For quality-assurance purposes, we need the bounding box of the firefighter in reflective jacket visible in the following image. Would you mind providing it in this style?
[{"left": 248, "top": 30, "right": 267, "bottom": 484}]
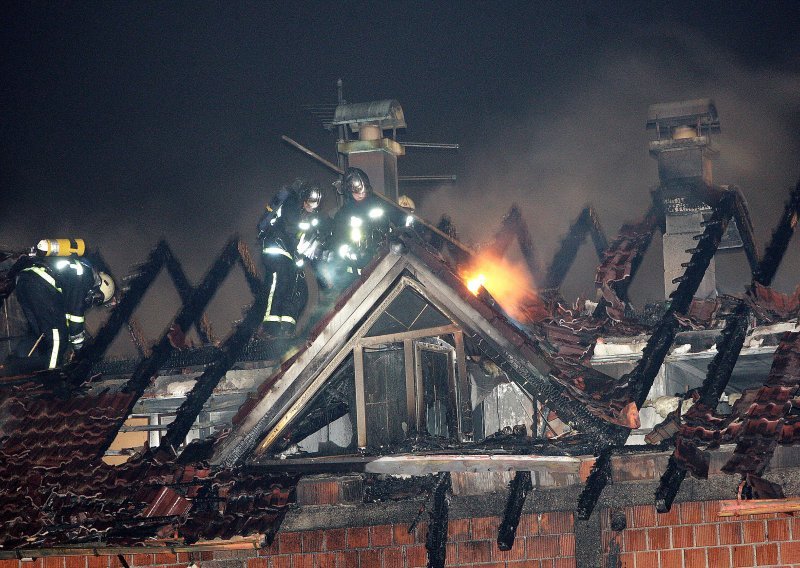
[
  {"left": 13, "top": 256, "right": 114, "bottom": 370},
  {"left": 331, "top": 168, "right": 392, "bottom": 274},
  {"left": 257, "top": 180, "right": 323, "bottom": 337}
]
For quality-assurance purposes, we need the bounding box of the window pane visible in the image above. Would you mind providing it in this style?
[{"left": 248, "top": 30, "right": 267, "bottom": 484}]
[
  {"left": 419, "top": 348, "right": 451, "bottom": 438},
  {"left": 363, "top": 344, "right": 407, "bottom": 446}
]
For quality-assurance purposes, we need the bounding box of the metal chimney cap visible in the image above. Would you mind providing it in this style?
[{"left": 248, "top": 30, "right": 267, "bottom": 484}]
[
  {"left": 646, "top": 98, "right": 720, "bottom": 132},
  {"left": 331, "top": 99, "right": 406, "bottom": 131}
]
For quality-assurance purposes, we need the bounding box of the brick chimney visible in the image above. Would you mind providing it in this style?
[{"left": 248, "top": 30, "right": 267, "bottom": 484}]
[{"left": 647, "top": 99, "right": 720, "bottom": 300}]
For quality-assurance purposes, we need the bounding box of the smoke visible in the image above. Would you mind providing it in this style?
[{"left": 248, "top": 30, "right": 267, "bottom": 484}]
[{"left": 419, "top": 25, "right": 800, "bottom": 305}]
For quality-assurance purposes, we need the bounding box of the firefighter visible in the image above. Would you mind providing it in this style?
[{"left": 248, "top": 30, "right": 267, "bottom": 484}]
[
  {"left": 330, "top": 168, "right": 393, "bottom": 276},
  {"left": 11, "top": 256, "right": 114, "bottom": 371},
  {"left": 257, "top": 179, "right": 324, "bottom": 338}
]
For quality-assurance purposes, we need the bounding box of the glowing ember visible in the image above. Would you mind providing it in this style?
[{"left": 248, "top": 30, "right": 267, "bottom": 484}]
[
  {"left": 467, "top": 273, "right": 486, "bottom": 294},
  {"left": 461, "top": 252, "right": 540, "bottom": 322}
]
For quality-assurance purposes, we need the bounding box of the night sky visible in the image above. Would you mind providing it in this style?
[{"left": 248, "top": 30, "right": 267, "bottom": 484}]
[{"left": 2, "top": 1, "right": 799, "bottom": 353}]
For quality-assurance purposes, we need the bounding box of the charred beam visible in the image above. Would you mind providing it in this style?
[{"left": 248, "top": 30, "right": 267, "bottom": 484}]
[
  {"left": 161, "top": 276, "right": 267, "bottom": 454},
  {"left": 730, "top": 187, "right": 760, "bottom": 276},
  {"left": 66, "top": 240, "right": 173, "bottom": 383},
  {"left": 489, "top": 204, "right": 542, "bottom": 283},
  {"left": 655, "top": 455, "right": 687, "bottom": 513},
  {"left": 753, "top": 178, "right": 800, "bottom": 287},
  {"left": 576, "top": 448, "right": 612, "bottom": 520},
  {"left": 426, "top": 472, "right": 451, "bottom": 568},
  {"left": 628, "top": 191, "right": 735, "bottom": 408},
  {"left": 656, "top": 180, "right": 800, "bottom": 509},
  {"left": 545, "top": 206, "right": 608, "bottom": 290},
  {"left": 164, "top": 253, "right": 215, "bottom": 344},
  {"left": 121, "top": 237, "right": 242, "bottom": 398},
  {"left": 497, "top": 470, "right": 533, "bottom": 550}
]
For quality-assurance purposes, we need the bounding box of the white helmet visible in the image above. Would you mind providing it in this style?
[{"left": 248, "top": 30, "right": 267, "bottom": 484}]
[{"left": 96, "top": 271, "right": 115, "bottom": 304}]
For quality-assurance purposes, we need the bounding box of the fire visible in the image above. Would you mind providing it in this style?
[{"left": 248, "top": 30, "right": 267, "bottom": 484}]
[{"left": 460, "top": 252, "right": 540, "bottom": 322}]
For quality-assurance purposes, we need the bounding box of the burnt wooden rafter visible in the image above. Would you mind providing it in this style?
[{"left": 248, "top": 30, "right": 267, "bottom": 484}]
[
  {"left": 497, "top": 470, "right": 533, "bottom": 550},
  {"left": 488, "top": 204, "right": 544, "bottom": 284},
  {"left": 655, "top": 179, "right": 800, "bottom": 511},
  {"left": 425, "top": 472, "right": 451, "bottom": 568},
  {"left": 545, "top": 205, "right": 609, "bottom": 290},
  {"left": 82, "top": 236, "right": 262, "bottom": 460},
  {"left": 576, "top": 190, "right": 737, "bottom": 519}
]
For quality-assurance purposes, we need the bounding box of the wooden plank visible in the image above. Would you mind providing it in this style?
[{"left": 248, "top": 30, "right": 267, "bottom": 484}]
[
  {"left": 718, "top": 498, "right": 800, "bottom": 517},
  {"left": 364, "top": 454, "right": 581, "bottom": 476},
  {"left": 354, "top": 345, "right": 367, "bottom": 448}
]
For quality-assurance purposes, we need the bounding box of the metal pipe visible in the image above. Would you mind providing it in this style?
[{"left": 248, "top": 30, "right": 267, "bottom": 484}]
[
  {"left": 398, "top": 176, "right": 457, "bottom": 182},
  {"left": 401, "top": 142, "right": 459, "bottom": 149}
]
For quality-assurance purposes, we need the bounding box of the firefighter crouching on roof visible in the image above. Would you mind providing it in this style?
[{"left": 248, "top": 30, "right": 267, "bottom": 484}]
[
  {"left": 257, "top": 179, "right": 324, "bottom": 338},
  {"left": 330, "top": 168, "right": 394, "bottom": 277},
  {"left": 2, "top": 239, "right": 115, "bottom": 373}
]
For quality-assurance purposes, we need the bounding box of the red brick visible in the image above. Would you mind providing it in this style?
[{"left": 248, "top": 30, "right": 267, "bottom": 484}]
[
  {"left": 405, "top": 545, "right": 427, "bottom": 568},
  {"left": 293, "top": 554, "right": 314, "bottom": 568},
  {"left": 755, "top": 543, "right": 779, "bottom": 566},
  {"left": 660, "top": 549, "right": 682, "bottom": 567},
  {"left": 370, "top": 524, "right": 393, "bottom": 547},
  {"left": 519, "top": 513, "right": 539, "bottom": 537},
  {"left": 790, "top": 517, "right": 800, "bottom": 539},
  {"left": 684, "top": 548, "right": 707, "bottom": 568},
  {"left": 472, "top": 516, "right": 500, "bottom": 540},
  {"left": 131, "top": 555, "right": 153, "bottom": 567},
  {"left": 65, "top": 557, "right": 85, "bottom": 568},
  {"left": 618, "top": 553, "right": 635, "bottom": 568},
  {"left": 303, "top": 531, "right": 325, "bottom": 552},
  {"left": 0, "top": 561, "right": 18, "bottom": 568},
  {"left": 553, "top": 559, "right": 576, "bottom": 568},
  {"left": 672, "top": 525, "right": 695, "bottom": 548},
  {"left": 731, "top": 544, "right": 755, "bottom": 567},
  {"left": 647, "top": 527, "right": 670, "bottom": 550},
  {"left": 623, "top": 529, "right": 647, "bottom": 552},
  {"left": 656, "top": 505, "right": 680, "bottom": 527},
  {"left": 492, "top": 538, "right": 527, "bottom": 562},
  {"left": 278, "top": 532, "right": 302, "bottom": 554},
  {"left": 247, "top": 559, "right": 268, "bottom": 568},
  {"left": 782, "top": 540, "right": 800, "bottom": 563},
  {"left": 313, "top": 552, "right": 336, "bottom": 568},
  {"left": 19, "top": 561, "right": 41, "bottom": 568},
  {"left": 42, "top": 559, "right": 63, "bottom": 568},
  {"left": 707, "top": 546, "right": 732, "bottom": 568},
  {"left": 198, "top": 552, "right": 214, "bottom": 561},
  {"left": 680, "top": 501, "right": 703, "bottom": 524},
  {"left": 741, "top": 520, "right": 766, "bottom": 544},
  {"left": 382, "top": 547, "right": 403, "bottom": 568},
  {"left": 457, "top": 540, "right": 492, "bottom": 564},
  {"left": 271, "top": 556, "right": 292, "bottom": 568},
  {"left": 559, "top": 533, "right": 575, "bottom": 557},
  {"left": 86, "top": 558, "right": 107, "bottom": 568},
  {"left": 392, "top": 524, "right": 415, "bottom": 545},
  {"left": 346, "top": 526, "right": 370, "bottom": 548},
  {"left": 334, "top": 550, "right": 358, "bottom": 568},
  {"left": 539, "top": 512, "right": 572, "bottom": 535},
  {"left": 325, "top": 528, "right": 346, "bottom": 551},
  {"left": 704, "top": 501, "right": 723, "bottom": 522},
  {"left": 160, "top": 553, "right": 182, "bottom": 565},
  {"left": 358, "top": 548, "right": 381, "bottom": 567},
  {"left": 176, "top": 554, "right": 190, "bottom": 564},
  {"left": 720, "top": 522, "right": 743, "bottom": 545},
  {"left": 627, "top": 505, "right": 657, "bottom": 528},
  {"left": 448, "top": 518, "right": 470, "bottom": 541},
  {"left": 411, "top": 522, "right": 427, "bottom": 545},
  {"left": 527, "top": 536, "right": 559, "bottom": 559},
  {"left": 766, "top": 518, "right": 790, "bottom": 541},
  {"left": 695, "top": 523, "right": 719, "bottom": 547},
  {"left": 635, "top": 550, "right": 658, "bottom": 568}
]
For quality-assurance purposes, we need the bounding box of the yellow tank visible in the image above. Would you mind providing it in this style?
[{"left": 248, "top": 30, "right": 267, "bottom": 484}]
[{"left": 35, "top": 239, "right": 86, "bottom": 257}]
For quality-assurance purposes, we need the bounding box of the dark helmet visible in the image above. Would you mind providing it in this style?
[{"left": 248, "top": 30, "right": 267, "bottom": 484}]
[
  {"left": 343, "top": 167, "right": 371, "bottom": 198},
  {"left": 301, "top": 183, "right": 323, "bottom": 208}
]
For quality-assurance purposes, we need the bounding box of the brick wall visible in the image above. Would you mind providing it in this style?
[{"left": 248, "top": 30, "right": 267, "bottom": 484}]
[
  {"left": 0, "top": 512, "right": 575, "bottom": 568},
  {"left": 601, "top": 500, "right": 800, "bottom": 567}
]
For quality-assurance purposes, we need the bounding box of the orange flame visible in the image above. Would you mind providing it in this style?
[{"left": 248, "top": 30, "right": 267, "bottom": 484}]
[{"left": 460, "top": 252, "right": 541, "bottom": 322}]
